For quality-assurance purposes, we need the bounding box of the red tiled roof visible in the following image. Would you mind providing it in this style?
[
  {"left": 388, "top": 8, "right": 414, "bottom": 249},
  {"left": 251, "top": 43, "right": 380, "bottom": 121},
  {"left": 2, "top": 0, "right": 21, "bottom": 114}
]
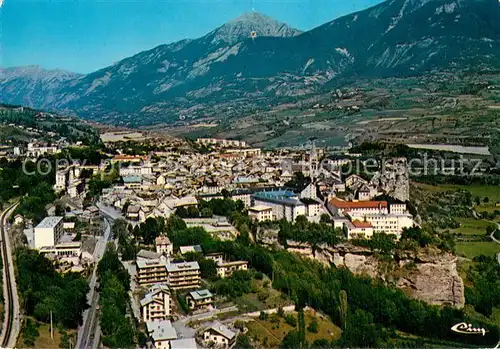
[
  {"left": 329, "top": 198, "right": 387, "bottom": 209},
  {"left": 352, "top": 220, "right": 373, "bottom": 228}
]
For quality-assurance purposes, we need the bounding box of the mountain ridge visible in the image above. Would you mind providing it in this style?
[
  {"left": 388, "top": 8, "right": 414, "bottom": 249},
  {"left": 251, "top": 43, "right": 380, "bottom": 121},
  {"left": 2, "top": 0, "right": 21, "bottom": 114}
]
[{"left": 1, "top": 0, "right": 499, "bottom": 126}]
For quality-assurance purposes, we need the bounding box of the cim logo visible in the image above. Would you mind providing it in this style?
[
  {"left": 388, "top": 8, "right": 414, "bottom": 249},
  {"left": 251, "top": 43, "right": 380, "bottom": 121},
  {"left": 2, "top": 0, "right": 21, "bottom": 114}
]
[{"left": 451, "top": 322, "right": 488, "bottom": 336}]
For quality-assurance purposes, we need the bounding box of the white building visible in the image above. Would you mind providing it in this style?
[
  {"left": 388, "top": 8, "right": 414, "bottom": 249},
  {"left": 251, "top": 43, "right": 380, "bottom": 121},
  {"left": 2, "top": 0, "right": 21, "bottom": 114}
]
[
  {"left": 252, "top": 190, "right": 306, "bottom": 221},
  {"left": 34, "top": 216, "right": 64, "bottom": 249},
  {"left": 216, "top": 260, "right": 248, "bottom": 278},
  {"left": 345, "top": 220, "right": 374, "bottom": 239},
  {"left": 155, "top": 235, "right": 173, "bottom": 256},
  {"left": 349, "top": 213, "right": 414, "bottom": 238},
  {"left": 140, "top": 285, "right": 172, "bottom": 322},
  {"left": 146, "top": 320, "right": 177, "bottom": 349},
  {"left": 203, "top": 322, "right": 236, "bottom": 347},
  {"left": 248, "top": 205, "right": 274, "bottom": 222}
]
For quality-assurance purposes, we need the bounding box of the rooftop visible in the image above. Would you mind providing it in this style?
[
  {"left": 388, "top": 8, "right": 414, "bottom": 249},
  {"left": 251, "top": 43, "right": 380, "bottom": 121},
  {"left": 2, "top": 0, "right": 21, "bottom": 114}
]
[
  {"left": 189, "top": 289, "right": 213, "bottom": 300},
  {"left": 205, "top": 322, "right": 236, "bottom": 340},
  {"left": 170, "top": 338, "right": 197, "bottom": 349},
  {"left": 248, "top": 205, "right": 273, "bottom": 212},
  {"left": 352, "top": 220, "right": 373, "bottom": 228},
  {"left": 146, "top": 320, "right": 177, "bottom": 341},
  {"left": 329, "top": 199, "right": 388, "bottom": 209},
  {"left": 35, "top": 216, "right": 63, "bottom": 229},
  {"left": 166, "top": 261, "right": 200, "bottom": 272},
  {"left": 253, "top": 190, "right": 303, "bottom": 207}
]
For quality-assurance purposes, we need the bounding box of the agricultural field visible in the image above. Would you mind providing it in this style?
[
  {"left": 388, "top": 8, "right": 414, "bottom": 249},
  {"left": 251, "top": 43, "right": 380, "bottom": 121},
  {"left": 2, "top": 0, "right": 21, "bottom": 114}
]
[
  {"left": 246, "top": 309, "right": 341, "bottom": 348},
  {"left": 455, "top": 241, "right": 500, "bottom": 259}
]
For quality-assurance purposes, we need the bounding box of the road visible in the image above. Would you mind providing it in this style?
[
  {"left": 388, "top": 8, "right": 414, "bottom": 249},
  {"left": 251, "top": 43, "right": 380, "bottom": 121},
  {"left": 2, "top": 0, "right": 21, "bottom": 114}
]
[
  {"left": 489, "top": 222, "right": 500, "bottom": 266},
  {"left": 76, "top": 213, "right": 113, "bottom": 349},
  {"left": 0, "top": 203, "right": 20, "bottom": 349}
]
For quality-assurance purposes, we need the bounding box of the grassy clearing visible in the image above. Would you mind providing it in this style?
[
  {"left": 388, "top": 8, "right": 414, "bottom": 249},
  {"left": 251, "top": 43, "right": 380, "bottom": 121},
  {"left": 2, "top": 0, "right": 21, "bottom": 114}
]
[
  {"left": 455, "top": 241, "right": 500, "bottom": 259},
  {"left": 246, "top": 310, "right": 341, "bottom": 348},
  {"left": 449, "top": 218, "right": 495, "bottom": 235},
  {"left": 231, "top": 277, "right": 291, "bottom": 313}
]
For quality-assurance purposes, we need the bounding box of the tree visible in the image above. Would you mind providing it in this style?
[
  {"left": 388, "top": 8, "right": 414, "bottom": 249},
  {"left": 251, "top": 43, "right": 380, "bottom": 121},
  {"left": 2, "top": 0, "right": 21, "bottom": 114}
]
[
  {"left": 235, "top": 334, "right": 253, "bottom": 349},
  {"left": 199, "top": 258, "right": 218, "bottom": 280},
  {"left": 339, "top": 290, "right": 348, "bottom": 331},
  {"left": 280, "top": 330, "right": 302, "bottom": 349}
]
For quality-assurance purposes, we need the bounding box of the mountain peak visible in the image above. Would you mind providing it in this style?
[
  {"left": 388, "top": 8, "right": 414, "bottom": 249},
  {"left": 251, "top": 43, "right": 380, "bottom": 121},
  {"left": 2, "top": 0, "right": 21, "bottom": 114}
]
[{"left": 209, "top": 11, "right": 302, "bottom": 46}]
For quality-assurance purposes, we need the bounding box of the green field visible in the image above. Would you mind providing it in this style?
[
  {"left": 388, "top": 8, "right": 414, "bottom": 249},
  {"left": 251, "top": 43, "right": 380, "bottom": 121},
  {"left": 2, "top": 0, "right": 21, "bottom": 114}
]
[
  {"left": 455, "top": 241, "right": 500, "bottom": 259},
  {"left": 449, "top": 218, "right": 496, "bottom": 235}
]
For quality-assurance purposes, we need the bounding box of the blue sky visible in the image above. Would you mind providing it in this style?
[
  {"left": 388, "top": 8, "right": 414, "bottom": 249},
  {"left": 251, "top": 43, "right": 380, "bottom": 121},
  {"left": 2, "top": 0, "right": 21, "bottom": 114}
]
[{"left": 1, "top": 0, "right": 382, "bottom": 74}]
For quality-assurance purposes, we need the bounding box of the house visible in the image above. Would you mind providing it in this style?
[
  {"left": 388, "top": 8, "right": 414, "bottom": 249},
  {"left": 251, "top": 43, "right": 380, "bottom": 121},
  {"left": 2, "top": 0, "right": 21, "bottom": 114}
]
[
  {"left": 140, "top": 285, "right": 172, "bottom": 322},
  {"left": 146, "top": 320, "right": 177, "bottom": 349},
  {"left": 170, "top": 338, "right": 197, "bottom": 349},
  {"left": 205, "top": 252, "right": 224, "bottom": 264},
  {"left": 13, "top": 214, "right": 24, "bottom": 225},
  {"left": 186, "top": 289, "right": 214, "bottom": 311},
  {"left": 216, "top": 260, "right": 248, "bottom": 278},
  {"left": 155, "top": 235, "right": 173, "bottom": 256},
  {"left": 203, "top": 322, "right": 236, "bottom": 347},
  {"left": 126, "top": 205, "right": 141, "bottom": 221},
  {"left": 179, "top": 245, "right": 203, "bottom": 255}
]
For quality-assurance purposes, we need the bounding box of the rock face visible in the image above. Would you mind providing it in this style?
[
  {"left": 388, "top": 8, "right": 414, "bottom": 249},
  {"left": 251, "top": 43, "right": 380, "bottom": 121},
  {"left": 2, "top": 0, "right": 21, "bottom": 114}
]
[
  {"left": 286, "top": 241, "right": 465, "bottom": 308},
  {"left": 370, "top": 157, "right": 410, "bottom": 202}
]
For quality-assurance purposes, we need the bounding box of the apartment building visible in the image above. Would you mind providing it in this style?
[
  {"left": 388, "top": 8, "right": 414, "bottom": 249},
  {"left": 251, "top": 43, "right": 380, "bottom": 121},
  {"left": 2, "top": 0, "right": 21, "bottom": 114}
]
[
  {"left": 216, "top": 260, "right": 248, "bottom": 279},
  {"left": 248, "top": 205, "right": 274, "bottom": 222},
  {"left": 140, "top": 285, "right": 172, "bottom": 322},
  {"left": 136, "top": 257, "right": 169, "bottom": 286},
  {"left": 252, "top": 190, "right": 306, "bottom": 221},
  {"left": 166, "top": 261, "right": 200, "bottom": 290},
  {"left": 34, "top": 216, "right": 64, "bottom": 249},
  {"left": 350, "top": 213, "right": 414, "bottom": 238}
]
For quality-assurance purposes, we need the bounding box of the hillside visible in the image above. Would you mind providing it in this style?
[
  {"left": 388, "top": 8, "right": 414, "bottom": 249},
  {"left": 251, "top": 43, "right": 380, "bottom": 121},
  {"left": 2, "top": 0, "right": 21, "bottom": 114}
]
[{"left": 1, "top": 0, "right": 499, "bottom": 127}]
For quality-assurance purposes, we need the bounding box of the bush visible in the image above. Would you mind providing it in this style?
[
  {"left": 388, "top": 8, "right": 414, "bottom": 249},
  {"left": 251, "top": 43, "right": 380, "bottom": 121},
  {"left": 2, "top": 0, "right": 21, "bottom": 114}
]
[
  {"left": 285, "top": 314, "right": 297, "bottom": 327},
  {"left": 307, "top": 318, "right": 319, "bottom": 333},
  {"left": 258, "top": 290, "right": 269, "bottom": 301},
  {"left": 259, "top": 311, "right": 268, "bottom": 320}
]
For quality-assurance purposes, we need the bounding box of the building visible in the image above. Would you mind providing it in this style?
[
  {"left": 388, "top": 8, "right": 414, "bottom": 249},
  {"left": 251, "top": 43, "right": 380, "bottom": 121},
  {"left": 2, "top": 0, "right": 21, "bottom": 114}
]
[
  {"left": 350, "top": 213, "right": 414, "bottom": 238},
  {"left": 205, "top": 253, "right": 224, "bottom": 264},
  {"left": 389, "top": 202, "right": 408, "bottom": 215},
  {"left": 170, "top": 338, "right": 197, "bottom": 349},
  {"left": 38, "top": 241, "right": 82, "bottom": 259},
  {"left": 140, "top": 285, "right": 172, "bottom": 322},
  {"left": 186, "top": 289, "right": 214, "bottom": 310},
  {"left": 327, "top": 199, "right": 388, "bottom": 216},
  {"left": 146, "top": 320, "right": 177, "bottom": 349},
  {"left": 196, "top": 138, "right": 247, "bottom": 148},
  {"left": 155, "top": 235, "right": 173, "bottom": 256},
  {"left": 136, "top": 257, "right": 169, "bottom": 286},
  {"left": 248, "top": 205, "right": 274, "bottom": 222},
  {"left": 346, "top": 220, "right": 374, "bottom": 239},
  {"left": 252, "top": 190, "right": 306, "bottom": 221},
  {"left": 179, "top": 245, "right": 203, "bottom": 255},
  {"left": 216, "top": 260, "right": 248, "bottom": 279},
  {"left": 203, "top": 322, "right": 237, "bottom": 347},
  {"left": 34, "top": 216, "right": 64, "bottom": 249},
  {"left": 300, "top": 198, "right": 323, "bottom": 217},
  {"left": 166, "top": 261, "right": 200, "bottom": 290}
]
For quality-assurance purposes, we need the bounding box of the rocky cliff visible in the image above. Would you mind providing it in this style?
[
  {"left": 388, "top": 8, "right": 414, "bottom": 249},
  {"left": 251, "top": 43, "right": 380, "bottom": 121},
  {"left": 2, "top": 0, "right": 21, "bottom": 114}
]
[{"left": 286, "top": 240, "right": 465, "bottom": 308}]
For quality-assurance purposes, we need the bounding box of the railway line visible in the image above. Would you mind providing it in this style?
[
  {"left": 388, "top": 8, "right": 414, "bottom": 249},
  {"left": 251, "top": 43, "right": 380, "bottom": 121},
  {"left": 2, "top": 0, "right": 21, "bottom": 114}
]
[{"left": 0, "top": 203, "right": 19, "bottom": 348}]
